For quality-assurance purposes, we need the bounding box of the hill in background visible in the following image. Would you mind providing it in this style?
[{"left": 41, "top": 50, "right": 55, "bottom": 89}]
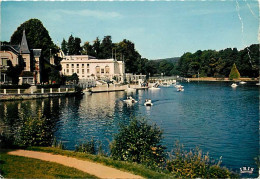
[{"left": 152, "top": 57, "right": 180, "bottom": 64}]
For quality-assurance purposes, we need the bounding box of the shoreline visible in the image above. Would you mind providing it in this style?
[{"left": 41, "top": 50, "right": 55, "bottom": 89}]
[
  {"left": 0, "top": 92, "right": 79, "bottom": 102},
  {"left": 87, "top": 84, "right": 148, "bottom": 93},
  {"left": 187, "top": 77, "right": 258, "bottom": 82}
]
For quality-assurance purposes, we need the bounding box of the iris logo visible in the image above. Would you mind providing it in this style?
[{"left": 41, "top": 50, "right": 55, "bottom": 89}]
[{"left": 240, "top": 167, "right": 254, "bottom": 174}]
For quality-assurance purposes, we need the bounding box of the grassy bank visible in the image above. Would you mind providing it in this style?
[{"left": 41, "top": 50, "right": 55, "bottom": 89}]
[
  {"left": 0, "top": 149, "right": 97, "bottom": 178},
  {"left": 26, "top": 147, "right": 174, "bottom": 179}
]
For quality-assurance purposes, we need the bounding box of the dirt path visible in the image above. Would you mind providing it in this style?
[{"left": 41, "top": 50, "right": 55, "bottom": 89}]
[{"left": 8, "top": 150, "right": 143, "bottom": 179}]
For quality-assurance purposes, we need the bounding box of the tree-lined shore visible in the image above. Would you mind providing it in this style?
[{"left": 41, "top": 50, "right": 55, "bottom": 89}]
[{"left": 2, "top": 18, "right": 259, "bottom": 85}]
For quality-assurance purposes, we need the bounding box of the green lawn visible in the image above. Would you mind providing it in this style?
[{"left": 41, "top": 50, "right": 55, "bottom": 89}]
[
  {"left": 0, "top": 150, "right": 97, "bottom": 178},
  {"left": 27, "top": 147, "right": 174, "bottom": 179}
]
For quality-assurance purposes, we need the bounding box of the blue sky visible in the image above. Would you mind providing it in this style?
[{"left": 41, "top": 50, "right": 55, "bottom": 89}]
[{"left": 1, "top": 1, "right": 259, "bottom": 59}]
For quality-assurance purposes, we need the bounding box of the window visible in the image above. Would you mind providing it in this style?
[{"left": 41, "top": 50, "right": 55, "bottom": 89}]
[
  {"left": 87, "top": 69, "right": 90, "bottom": 74},
  {"left": 1, "top": 58, "right": 8, "bottom": 66},
  {"left": 82, "top": 69, "right": 84, "bottom": 73},
  {"left": 66, "top": 64, "right": 69, "bottom": 68},
  {"left": 77, "top": 64, "right": 79, "bottom": 68},
  {"left": 101, "top": 69, "right": 104, "bottom": 74},
  {"left": 87, "top": 64, "right": 89, "bottom": 67},
  {"left": 77, "top": 69, "right": 79, "bottom": 73},
  {"left": 82, "top": 64, "right": 84, "bottom": 68},
  {"left": 105, "top": 66, "right": 110, "bottom": 74},
  {"left": 72, "top": 64, "right": 74, "bottom": 68},
  {"left": 67, "top": 69, "right": 69, "bottom": 73},
  {"left": 96, "top": 66, "right": 100, "bottom": 74},
  {"left": 82, "top": 75, "right": 85, "bottom": 78},
  {"left": 72, "top": 69, "right": 74, "bottom": 73}
]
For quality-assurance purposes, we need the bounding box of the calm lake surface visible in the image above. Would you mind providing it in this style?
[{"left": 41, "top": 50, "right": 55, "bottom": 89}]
[{"left": 1, "top": 81, "right": 259, "bottom": 176}]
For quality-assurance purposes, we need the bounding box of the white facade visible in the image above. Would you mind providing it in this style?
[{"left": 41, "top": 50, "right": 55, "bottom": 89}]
[{"left": 60, "top": 55, "right": 125, "bottom": 84}]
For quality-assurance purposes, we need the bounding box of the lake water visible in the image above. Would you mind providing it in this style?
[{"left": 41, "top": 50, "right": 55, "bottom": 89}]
[{"left": 0, "top": 81, "right": 259, "bottom": 177}]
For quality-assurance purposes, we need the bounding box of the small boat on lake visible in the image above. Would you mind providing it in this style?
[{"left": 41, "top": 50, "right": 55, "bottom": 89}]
[
  {"left": 160, "top": 82, "right": 171, "bottom": 87},
  {"left": 144, "top": 99, "right": 153, "bottom": 106},
  {"left": 239, "top": 81, "right": 246, "bottom": 84},
  {"left": 177, "top": 86, "right": 184, "bottom": 92},
  {"left": 231, "top": 83, "right": 238, "bottom": 88},
  {"left": 123, "top": 96, "right": 138, "bottom": 103},
  {"left": 149, "top": 83, "right": 160, "bottom": 90}
]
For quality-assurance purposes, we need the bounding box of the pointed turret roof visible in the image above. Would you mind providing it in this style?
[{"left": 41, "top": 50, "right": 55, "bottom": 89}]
[{"left": 19, "top": 29, "right": 30, "bottom": 54}]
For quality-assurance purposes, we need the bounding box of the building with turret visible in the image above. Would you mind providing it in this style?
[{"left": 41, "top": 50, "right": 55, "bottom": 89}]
[{"left": 0, "top": 30, "right": 42, "bottom": 84}]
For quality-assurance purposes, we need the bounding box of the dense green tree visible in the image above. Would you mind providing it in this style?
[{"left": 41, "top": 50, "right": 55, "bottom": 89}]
[
  {"left": 82, "top": 41, "right": 95, "bottom": 56},
  {"left": 6, "top": 57, "right": 25, "bottom": 84},
  {"left": 49, "top": 68, "right": 61, "bottom": 84},
  {"left": 66, "top": 73, "right": 79, "bottom": 84},
  {"left": 145, "top": 60, "right": 158, "bottom": 77},
  {"left": 74, "top": 37, "right": 82, "bottom": 55},
  {"left": 61, "top": 39, "right": 68, "bottom": 55},
  {"left": 100, "top": 36, "right": 113, "bottom": 59},
  {"left": 158, "top": 61, "right": 174, "bottom": 76},
  {"left": 93, "top": 37, "right": 101, "bottom": 58},
  {"left": 10, "top": 19, "right": 57, "bottom": 61},
  {"left": 175, "top": 44, "right": 259, "bottom": 78},
  {"left": 116, "top": 39, "right": 141, "bottom": 73},
  {"left": 229, "top": 63, "right": 240, "bottom": 80},
  {"left": 67, "top": 35, "right": 75, "bottom": 55}
]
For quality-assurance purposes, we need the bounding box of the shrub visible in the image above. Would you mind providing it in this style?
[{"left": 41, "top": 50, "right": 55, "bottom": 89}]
[
  {"left": 166, "top": 141, "right": 239, "bottom": 178},
  {"left": 0, "top": 132, "right": 16, "bottom": 148},
  {"left": 110, "top": 118, "right": 166, "bottom": 168},
  {"left": 74, "top": 85, "right": 83, "bottom": 94},
  {"left": 36, "top": 84, "right": 61, "bottom": 89},
  {"left": 15, "top": 116, "right": 54, "bottom": 147},
  {"left": 75, "top": 139, "right": 96, "bottom": 154}
]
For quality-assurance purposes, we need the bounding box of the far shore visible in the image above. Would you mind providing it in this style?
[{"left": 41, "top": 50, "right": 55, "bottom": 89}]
[{"left": 187, "top": 77, "right": 259, "bottom": 82}]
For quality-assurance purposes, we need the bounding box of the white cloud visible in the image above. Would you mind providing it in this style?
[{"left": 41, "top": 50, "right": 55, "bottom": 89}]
[{"left": 55, "top": 9, "right": 122, "bottom": 19}]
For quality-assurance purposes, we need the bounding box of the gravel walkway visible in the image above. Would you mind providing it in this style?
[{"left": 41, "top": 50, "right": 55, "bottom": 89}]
[{"left": 8, "top": 150, "right": 143, "bottom": 179}]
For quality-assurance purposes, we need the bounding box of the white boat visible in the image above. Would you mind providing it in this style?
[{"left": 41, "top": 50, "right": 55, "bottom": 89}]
[
  {"left": 174, "top": 84, "right": 184, "bottom": 88},
  {"left": 172, "top": 80, "right": 177, "bottom": 84},
  {"left": 144, "top": 99, "right": 153, "bottom": 106},
  {"left": 149, "top": 86, "right": 160, "bottom": 90},
  {"left": 177, "top": 88, "right": 184, "bottom": 92},
  {"left": 239, "top": 81, "right": 246, "bottom": 84},
  {"left": 256, "top": 83, "right": 260, "bottom": 86},
  {"left": 149, "top": 83, "right": 160, "bottom": 90},
  {"left": 123, "top": 96, "right": 138, "bottom": 103},
  {"left": 160, "top": 82, "right": 171, "bottom": 87},
  {"left": 231, "top": 83, "right": 238, "bottom": 88},
  {"left": 177, "top": 85, "right": 184, "bottom": 92}
]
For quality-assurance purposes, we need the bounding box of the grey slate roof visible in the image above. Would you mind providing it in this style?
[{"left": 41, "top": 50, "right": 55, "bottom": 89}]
[
  {"left": 32, "top": 49, "right": 42, "bottom": 57},
  {"left": 19, "top": 29, "right": 30, "bottom": 54}
]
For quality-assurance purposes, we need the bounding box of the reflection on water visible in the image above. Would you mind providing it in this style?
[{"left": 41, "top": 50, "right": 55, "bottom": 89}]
[
  {"left": 0, "top": 82, "right": 259, "bottom": 177},
  {"left": 0, "top": 97, "right": 70, "bottom": 146}
]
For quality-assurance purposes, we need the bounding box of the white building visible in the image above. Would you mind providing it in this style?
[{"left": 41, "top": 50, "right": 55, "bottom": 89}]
[{"left": 60, "top": 55, "right": 125, "bottom": 87}]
